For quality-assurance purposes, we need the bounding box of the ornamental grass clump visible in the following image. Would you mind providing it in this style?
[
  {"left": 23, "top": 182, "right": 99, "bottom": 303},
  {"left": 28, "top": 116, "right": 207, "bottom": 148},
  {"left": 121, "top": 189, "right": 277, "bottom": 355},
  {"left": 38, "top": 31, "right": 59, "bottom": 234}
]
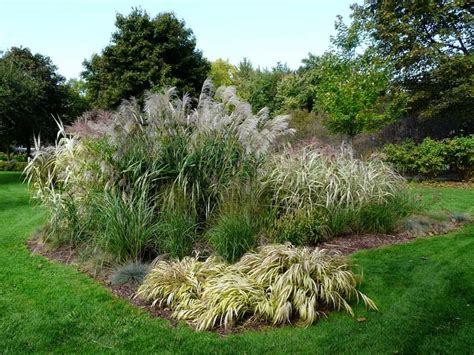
[
  {"left": 261, "top": 145, "right": 413, "bottom": 238},
  {"left": 234, "top": 244, "right": 377, "bottom": 326},
  {"left": 137, "top": 244, "right": 376, "bottom": 331},
  {"left": 26, "top": 80, "right": 414, "bottom": 267},
  {"left": 111, "top": 261, "right": 150, "bottom": 285},
  {"left": 136, "top": 256, "right": 227, "bottom": 312},
  {"left": 25, "top": 81, "right": 293, "bottom": 262},
  {"left": 262, "top": 145, "right": 404, "bottom": 213}
]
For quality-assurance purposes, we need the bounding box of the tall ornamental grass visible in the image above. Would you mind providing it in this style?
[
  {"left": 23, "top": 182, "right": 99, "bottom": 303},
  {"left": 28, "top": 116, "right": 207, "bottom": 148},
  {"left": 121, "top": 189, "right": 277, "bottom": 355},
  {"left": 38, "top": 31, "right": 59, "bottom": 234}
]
[
  {"left": 262, "top": 145, "right": 415, "bottom": 240},
  {"left": 25, "top": 82, "right": 293, "bottom": 262},
  {"left": 26, "top": 81, "right": 414, "bottom": 264}
]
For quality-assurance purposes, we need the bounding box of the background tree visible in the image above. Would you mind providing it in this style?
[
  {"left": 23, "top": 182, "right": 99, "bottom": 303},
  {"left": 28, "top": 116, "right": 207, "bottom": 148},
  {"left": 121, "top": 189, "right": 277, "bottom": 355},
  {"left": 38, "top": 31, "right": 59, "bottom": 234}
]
[
  {"left": 0, "top": 60, "right": 41, "bottom": 154},
  {"left": 82, "top": 9, "right": 210, "bottom": 109},
  {"left": 314, "top": 53, "right": 406, "bottom": 142},
  {"left": 348, "top": 0, "right": 473, "bottom": 138},
  {"left": 0, "top": 47, "right": 81, "bottom": 154},
  {"left": 235, "top": 61, "right": 291, "bottom": 113},
  {"left": 275, "top": 54, "right": 323, "bottom": 112},
  {"left": 208, "top": 59, "right": 237, "bottom": 88},
  {"left": 63, "top": 79, "right": 91, "bottom": 121}
]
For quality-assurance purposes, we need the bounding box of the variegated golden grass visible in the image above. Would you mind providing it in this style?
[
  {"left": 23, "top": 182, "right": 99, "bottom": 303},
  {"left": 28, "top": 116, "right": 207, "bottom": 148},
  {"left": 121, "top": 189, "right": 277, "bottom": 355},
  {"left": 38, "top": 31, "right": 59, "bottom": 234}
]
[
  {"left": 136, "top": 256, "right": 227, "bottom": 312},
  {"left": 137, "top": 244, "right": 377, "bottom": 331}
]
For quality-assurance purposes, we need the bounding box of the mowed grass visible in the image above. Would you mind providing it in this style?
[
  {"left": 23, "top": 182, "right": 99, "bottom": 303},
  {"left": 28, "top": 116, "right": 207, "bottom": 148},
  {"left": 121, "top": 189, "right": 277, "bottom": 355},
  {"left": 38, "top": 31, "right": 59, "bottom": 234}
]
[{"left": 0, "top": 172, "right": 473, "bottom": 353}]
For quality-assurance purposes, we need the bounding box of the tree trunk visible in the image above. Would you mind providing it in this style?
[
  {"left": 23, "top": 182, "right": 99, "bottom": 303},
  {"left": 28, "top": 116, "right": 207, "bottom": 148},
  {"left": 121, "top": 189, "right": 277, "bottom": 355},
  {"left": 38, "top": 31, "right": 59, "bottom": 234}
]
[{"left": 26, "top": 139, "right": 31, "bottom": 157}]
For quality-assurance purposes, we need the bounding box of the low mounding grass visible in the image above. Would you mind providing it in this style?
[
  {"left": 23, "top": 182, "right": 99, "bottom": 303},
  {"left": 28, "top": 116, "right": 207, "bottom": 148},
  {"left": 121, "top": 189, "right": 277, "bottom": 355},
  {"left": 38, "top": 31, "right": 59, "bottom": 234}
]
[
  {"left": 1, "top": 172, "right": 474, "bottom": 353},
  {"left": 110, "top": 262, "right": 150, "bottom": 286},
  {"left": 138, "top": 245, "right": 376, "bottom": 330}
]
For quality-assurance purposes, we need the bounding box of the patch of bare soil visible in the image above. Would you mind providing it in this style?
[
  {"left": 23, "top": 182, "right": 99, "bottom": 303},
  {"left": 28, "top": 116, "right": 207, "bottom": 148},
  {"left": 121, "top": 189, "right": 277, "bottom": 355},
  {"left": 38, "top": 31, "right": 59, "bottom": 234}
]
[{"left": 27, "top": 219, "right": 467, "bottom": 334}]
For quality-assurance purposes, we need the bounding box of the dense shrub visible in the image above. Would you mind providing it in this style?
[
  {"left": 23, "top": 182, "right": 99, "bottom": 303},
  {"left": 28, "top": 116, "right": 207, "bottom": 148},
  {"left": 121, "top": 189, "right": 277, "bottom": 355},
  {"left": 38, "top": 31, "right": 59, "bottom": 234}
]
[
  {"left": 445, "top": 136, "right": 474, "bottom": 179},
  {"left": 0, "top": 161, "right": 27, "bottom": 171},
  {"left": 137, "top": 244, "right": 377, "bottom": 330},
  {"left": 268, "top": 208, "right": 329, "bottom": 246},
  {"left": 0, "top": 152, "right": 28, "bottom": 171},
  {"left": 383, "top": 135, "right": 474, "bottom": 180},
  {"left": 0, "top": 152, "right": 28, "bottom": 162}
]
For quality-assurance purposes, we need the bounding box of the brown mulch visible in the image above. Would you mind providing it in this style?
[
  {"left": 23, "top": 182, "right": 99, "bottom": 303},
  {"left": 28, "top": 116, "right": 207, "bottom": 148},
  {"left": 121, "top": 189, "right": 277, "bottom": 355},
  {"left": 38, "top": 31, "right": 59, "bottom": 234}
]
[
  {"left": 408, "top": 180, "right": 474, "bottom": 189},
  {"left": 27, "top": 236, "right": 177, "bottom": 323},
  {"left": 319, "top": 232, "right": 416, "bottom": 255},
  {"left": 26, "top": 220, "right": 464, "bottom": 334}
]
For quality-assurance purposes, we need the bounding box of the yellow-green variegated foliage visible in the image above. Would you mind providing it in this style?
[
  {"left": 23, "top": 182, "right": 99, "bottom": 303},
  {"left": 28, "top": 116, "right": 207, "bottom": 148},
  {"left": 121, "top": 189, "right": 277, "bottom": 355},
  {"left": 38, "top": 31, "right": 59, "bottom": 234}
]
[{"left": 137, "top": 244, "right": 376, "bottom": 331}]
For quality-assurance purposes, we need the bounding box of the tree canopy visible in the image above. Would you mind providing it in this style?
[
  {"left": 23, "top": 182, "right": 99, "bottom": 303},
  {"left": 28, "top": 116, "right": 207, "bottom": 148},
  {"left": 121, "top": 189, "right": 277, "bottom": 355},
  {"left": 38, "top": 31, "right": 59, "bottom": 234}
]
[
  {"left": 347, "top": 0, "right": 473, "bottom": 137},
  {"left": 208, "top": 59, "right": 237, "bottom": 88},
  {"left": 0, "top": 47, "right": 80, "bottom": 153},
  {"left": 235, "top": 61, "right": 291, "bottom": 113},
  {"left": 314, "top": 53, "right": 406, "bottom": 139},
  {"left": 82, "top": 9, "right": 210, "bottom": 109}
]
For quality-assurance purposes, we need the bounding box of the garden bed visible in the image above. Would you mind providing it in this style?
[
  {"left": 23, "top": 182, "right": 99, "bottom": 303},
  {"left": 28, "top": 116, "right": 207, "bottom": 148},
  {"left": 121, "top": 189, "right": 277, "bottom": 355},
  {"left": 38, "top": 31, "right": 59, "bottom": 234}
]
[{"left": 27, "top": 217, "right": 465, "bottom": 334}]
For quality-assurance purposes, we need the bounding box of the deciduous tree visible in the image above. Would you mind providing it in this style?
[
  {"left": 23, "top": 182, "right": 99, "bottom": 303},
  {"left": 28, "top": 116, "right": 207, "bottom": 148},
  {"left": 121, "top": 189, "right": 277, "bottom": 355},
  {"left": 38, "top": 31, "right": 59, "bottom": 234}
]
[{"left": 82, "top": 9, "right": 210, "bottom": 109}]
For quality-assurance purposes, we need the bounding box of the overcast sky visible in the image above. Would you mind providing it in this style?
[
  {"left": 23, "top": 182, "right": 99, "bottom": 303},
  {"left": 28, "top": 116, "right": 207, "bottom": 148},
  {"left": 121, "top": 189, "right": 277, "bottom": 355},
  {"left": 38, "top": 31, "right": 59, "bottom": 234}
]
[{"left": 1, "top": 0, "right": 359, "bottom": 79}]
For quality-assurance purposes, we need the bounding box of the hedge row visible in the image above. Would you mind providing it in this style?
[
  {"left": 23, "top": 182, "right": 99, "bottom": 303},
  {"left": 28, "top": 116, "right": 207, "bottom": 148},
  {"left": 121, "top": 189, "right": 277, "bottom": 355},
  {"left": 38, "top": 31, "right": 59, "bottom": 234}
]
[
  {"left": 383, "top": 135, "right": 474, "bottom": 180},
  {"left": 0, "top": 161, "right": 27, "bottom": 171}
]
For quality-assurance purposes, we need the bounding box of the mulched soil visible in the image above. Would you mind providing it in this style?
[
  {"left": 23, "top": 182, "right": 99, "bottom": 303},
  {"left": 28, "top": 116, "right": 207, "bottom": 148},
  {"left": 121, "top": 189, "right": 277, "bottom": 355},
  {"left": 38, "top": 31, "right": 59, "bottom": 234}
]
[
  {"left": 319, "top": 232, "right": 416, "bottom": 255},
  {"left": 27, "top": 220, "right": 466, "bottom": 334},
  {"left": 409, "top": 181, "right": 474, "bottom": 189},
  {"left": 27, "top": 236, "right": 176, "bottom": 324}
]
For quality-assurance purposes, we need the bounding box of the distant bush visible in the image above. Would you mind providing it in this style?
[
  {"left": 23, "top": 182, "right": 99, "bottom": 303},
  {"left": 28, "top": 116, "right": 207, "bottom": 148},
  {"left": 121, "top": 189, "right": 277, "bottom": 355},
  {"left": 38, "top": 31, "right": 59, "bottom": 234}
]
[
  {"left": 445, "top": 136, "right": 474, "bottom": 179},
  {"left": 0, "top": 151, "right": 28, "bottom": 171},
  {"left": 0, "top": 152, "right": 28, "bottom": 162},
  {"left": 383, "top": 135, "right": 474, "bottom": 180},
  {"left": 0, "top": 161, "right": 27, "bottom": 171}
]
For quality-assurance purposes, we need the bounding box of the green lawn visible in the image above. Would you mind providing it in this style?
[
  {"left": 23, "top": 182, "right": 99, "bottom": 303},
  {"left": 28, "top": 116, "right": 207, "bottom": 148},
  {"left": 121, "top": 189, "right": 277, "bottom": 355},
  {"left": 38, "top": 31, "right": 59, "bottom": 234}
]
[{"left": 1, "top": 172, "right": 473, "bottom": 354}]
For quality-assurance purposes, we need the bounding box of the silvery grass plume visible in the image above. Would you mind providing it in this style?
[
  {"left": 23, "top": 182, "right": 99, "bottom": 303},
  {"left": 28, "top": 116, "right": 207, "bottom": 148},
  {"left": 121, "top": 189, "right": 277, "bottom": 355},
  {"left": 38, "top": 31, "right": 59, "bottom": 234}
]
[
  {"left": 111, "top": 80, "right": 294, "bottom": 157},
  {"left": 138, "top": 244, "right": 376, "bottom": 331},
  {"left": 192, "top": 82, "right": 294, "bottom": 157},
  {"left": 25, "top": 120, "right": 77, "bottom": 204},
  {"left": 26, "top": 118, "right": 108, "bottom": 198}
]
